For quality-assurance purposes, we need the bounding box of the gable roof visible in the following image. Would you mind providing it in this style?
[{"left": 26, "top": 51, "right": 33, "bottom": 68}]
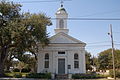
[{"left": 49, "top": 32, "right": 86, "bottom": 44}]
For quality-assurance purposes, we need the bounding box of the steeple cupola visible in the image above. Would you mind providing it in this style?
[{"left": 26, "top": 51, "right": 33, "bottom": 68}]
[{"left": 54, "top": 4, "right": 69, "bottom": 34}]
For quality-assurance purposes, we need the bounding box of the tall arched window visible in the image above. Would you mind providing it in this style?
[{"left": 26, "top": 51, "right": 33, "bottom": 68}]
[
  {"left": 44, "top": 53, "right": 49, "bottom": 68},
  {"left": 59, "top": 19, "right": 64, "bottom": 28},
  {"left": 45, "top": 53, "right": 49, "bottom": 59},
  {"left": 74, "top": 53, "right": 79, "bottom": 68},
  {"left": 74, "top": 54, "right": 78, "bottom": 59}
]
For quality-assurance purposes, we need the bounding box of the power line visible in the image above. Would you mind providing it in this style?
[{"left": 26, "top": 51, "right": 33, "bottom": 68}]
[
  {"left": 18, "top": 0, "right": 59, "bottom": 3},
  {"left": 1, "top": 17, "right": 120, "bottom": 21},
  {"left": 86, "top": 44, "right": 120, "bottom": 48},
  {"left": 87, "top": 41, "right": 120, "bottom": 44},
  {"left": 12, "top": 0, "right": 71, "bottom": 3},
  {"left": 113, "top": 32, "right": 120, "bottom": 33},
  {"left": 79, "top": 9, "right": 120, "bottom": 17},
  {"left": 87, "top": 41, "right": 120, "bottom": 45},
  {"left": 87, "top": 41, "right": 111, "bottom": 44},
  {"left": 56, "top": 18, "right": 120, "bottom": 21}
]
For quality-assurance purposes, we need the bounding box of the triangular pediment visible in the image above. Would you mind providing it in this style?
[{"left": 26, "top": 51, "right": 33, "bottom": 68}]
[{"left": 49, "top": 32, "right": 85, "bottom": 44}]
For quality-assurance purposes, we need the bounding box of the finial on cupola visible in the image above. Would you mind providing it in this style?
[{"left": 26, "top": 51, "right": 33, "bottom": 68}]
[{"left": 60, "top": 0, "right": 63, "bottom": 7}]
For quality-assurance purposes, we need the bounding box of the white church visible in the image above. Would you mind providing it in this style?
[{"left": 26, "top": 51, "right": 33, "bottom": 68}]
[{"left": 37, "top": 4, "right": 86, "bottom": 78}]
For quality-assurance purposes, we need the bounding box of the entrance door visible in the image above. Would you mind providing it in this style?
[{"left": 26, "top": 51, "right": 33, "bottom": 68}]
[{"left": 58, "top": 59, "right": 65, "bottom": 74}]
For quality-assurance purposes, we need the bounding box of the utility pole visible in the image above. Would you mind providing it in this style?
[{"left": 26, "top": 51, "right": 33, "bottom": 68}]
[{"left": 108, "top": 24, "right": 116, "bottom": 80}]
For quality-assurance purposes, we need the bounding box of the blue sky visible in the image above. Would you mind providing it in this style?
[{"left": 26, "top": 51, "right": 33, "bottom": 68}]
[{"left": 10, "top": 0, "right": 120, "bottom": 56}]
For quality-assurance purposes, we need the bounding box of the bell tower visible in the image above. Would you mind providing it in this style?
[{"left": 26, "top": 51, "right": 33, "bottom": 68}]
[{"left": 54, "top": 2, "right": 69, "bottom": 34}]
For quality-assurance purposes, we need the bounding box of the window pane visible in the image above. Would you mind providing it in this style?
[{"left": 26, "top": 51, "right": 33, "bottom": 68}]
[
  {"left": 74, "top": 53, "right": 78, "bottom": 59},
  {"left": 68, "top": 65, "right": 71, "bottom": 69},
  {"left": 74, "top": 61, "right": 79, "bottom": 68},
  {"left": 45, "top": 53, "right": 49, "bottom": 59},
  {"left": 58, "top": 52, "right": 65, "bottom": 54},
  {"left": 45, "top": 61, "right": 49, "bottom": 68}
]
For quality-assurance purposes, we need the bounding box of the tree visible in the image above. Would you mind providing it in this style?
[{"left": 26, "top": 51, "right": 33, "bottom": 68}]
[
  {"left": 98, "top": 49, "right": 112, "bottom": 70},
  {"left": 85, "top": 51, "right": 92, "bottom": 71},
  {"left": 114, "top": 49, "right": 120, "bottom": 69},
  {"left": 17, "top": 54, "right": 37, "bottom": 72},
  {"left": 98, "top": 49, "right": 120, "bottom": 70},
  {"left": 0, "top": 0, "right": 51, "bottom": 77},
  {"left": 4, "top": 58, "right": 13, "bottom": 71},
  {"left": 17, "top": 61, "right": 27, "bottom": 73},
  {"left": 27, "top": 56, "right": 37, "bottom": 72},
  {"left": 91, "top": 56, "right": 99, "bottom": 71}
]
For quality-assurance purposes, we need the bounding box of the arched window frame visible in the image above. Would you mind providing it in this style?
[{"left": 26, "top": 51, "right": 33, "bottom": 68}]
[
  {"left": 45, "top": 53, "right": 49, "bottom": 59},
  {"left": 74, "top": 53, "right": 78, "bottom": 59}
]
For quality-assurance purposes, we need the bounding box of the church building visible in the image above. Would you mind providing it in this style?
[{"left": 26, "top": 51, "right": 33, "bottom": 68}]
[{"left": 37, "top": 4, "right": 86, "bottom": 78}]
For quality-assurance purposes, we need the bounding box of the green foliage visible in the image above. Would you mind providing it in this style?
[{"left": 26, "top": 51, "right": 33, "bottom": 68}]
[
  {"left": 0, "top": 0, "right": 52, "bottom": 76},
  {"left": 114, "top": 50, "right": 120, "bottom": 69},
  {"left": 98, "top": 49, "right": 112, "bottom": 70},
  {"left": 109, "top": 69, "right": 120, "bottom": 78},
  {"left": 26, "top": 73, "right": 51, "bottom": 79},
  {"left": 85, "top": 51, "right": 99, "bottom": 71},
  {"left": 91, "top": 57, "right": 99, "bottom": 70},
  {"left": 85, "top": 51, "right": 92, "bottom": 70},
  {"left": 13, "top": 68, "right": 20, "bottom": 72},
  {"left": 17, "top": 61, "right": 28, "bottom": 72},
  {"left": 13, "top": 68, "right": 31, "bottom": 73},
  {"left": 98, "top": 49, "right": 120, "bottom": 70},
  {"left": 72, "top": 73, "right": 105, "bottom": 79},
  {"left": 4, "top": 70, "right": 11, "bottom": 73},
  {"left": 21, "top": 68, "right": 31, "bottom": 73},
  {"left": 19, "top": 54, "right": 37, "bottom": 72},
  {"left": 13, "top": 73, "right": 22, "bottom": 78}
]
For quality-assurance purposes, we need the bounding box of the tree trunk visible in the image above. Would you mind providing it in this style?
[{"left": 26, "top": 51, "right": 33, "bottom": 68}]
[
  {"left": 7, "top": 66, "right": 10, "bottom": 71},
  {"left": 0, "top": 47, "right": 8, "bottom": 77},
  {"left": 31, "top": 68, "right": 35, "bottom": 73},
  {"left": 0, "top": 62, "right": 5, "bottom": 77}
]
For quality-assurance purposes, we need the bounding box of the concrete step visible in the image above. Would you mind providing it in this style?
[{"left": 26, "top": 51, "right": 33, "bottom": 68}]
[{"left": 55, "top": 74, "right": 68, "bottom": 79}]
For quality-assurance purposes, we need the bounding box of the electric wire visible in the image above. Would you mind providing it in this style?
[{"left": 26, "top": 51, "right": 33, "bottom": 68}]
[
  {"left": 87, "top": 41, "right": 112, "bottom": 44},
  {"left": 4, "top": 0, "right": 120, "bottom": 19},
  {"left": 10, "top": 0, "right": 72, "bottom": 3},
  {"left": 55, "top": 18, "right": 120, "bottom": 21},
  {"left": 86, "top": 44, "right": 120, "bottom": 48},
  {"left": 1, "top": 17, "right": 120, "bottom": 21},
  {"left": 79, "top": 10, "right": 120, "bottom": 17}
]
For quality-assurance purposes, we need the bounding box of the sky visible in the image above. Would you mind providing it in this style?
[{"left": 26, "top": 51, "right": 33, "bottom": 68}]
[{"left": 10, "top": 0, "right": 120, "bottom": 56}]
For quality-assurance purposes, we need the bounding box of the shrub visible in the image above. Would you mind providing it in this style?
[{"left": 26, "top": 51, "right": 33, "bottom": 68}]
[
  {"left": 45, "top": 73, "right": 51, "bottom": 79},
  {"left": 72, "top": 73, "right": 105, "bottom": 79},
  {"left": 13, "top": 73, "right": 22, "bottom": 78},
  {"left": 21, "top": 68, "right": 31, "bottom": 73},
  {"left": 13, "top": 68, "right": 20, "bottom": 72},
  {"left": 26, "top": 73, "right": 51, "bottom": 79},
  {"left": 4, "top": 70, "right": 11, "bottom": 73}
]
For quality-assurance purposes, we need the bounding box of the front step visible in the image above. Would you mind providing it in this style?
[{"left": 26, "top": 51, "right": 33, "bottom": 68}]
[{"left": 56, "top": 74, "right": 68, "bottom": 79}]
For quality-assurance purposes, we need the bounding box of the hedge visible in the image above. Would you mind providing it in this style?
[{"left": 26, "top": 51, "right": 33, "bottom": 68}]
[{"left": 26, "top": 73, "right": 51, "bottom": 79}]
